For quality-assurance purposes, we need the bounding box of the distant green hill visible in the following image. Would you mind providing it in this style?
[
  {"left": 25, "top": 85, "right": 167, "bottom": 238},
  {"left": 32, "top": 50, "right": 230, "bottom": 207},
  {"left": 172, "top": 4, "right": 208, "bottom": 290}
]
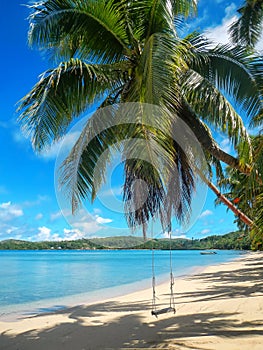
[
  {"left": 0, "top": 238, "right": 102, "bottom": 250},
  {"left": 0, "top": 231, "right": 251, "bottom": 250}
]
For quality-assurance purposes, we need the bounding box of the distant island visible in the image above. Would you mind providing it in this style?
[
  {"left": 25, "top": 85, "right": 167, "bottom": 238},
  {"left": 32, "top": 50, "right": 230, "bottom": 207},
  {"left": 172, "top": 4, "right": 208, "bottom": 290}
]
[{"left": 0, "top": 231, "right": 251, "bottom": 250}]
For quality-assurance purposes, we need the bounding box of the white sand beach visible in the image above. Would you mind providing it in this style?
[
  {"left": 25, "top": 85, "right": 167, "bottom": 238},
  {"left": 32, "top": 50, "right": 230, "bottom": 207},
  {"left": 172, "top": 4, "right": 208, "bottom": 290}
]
[{"left": 1, "top": 251, "right": 263, "bottom": 350}]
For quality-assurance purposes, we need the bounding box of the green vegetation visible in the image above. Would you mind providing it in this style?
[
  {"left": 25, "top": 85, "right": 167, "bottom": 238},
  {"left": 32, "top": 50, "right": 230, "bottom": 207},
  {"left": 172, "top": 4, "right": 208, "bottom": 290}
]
[
  {"left": 0, "top": 238, "right": 102, "bottom": 250},
  {"left": 217, "top": 135, "right": 263, "bottom": 250},
  {"left": 90, "top": 236, "right": 145, "bottom": 249},
  {"left": 229, "top": 0, "right": 263, "bottom": 48},
  {"left": 18, "top": 0, "right": 262, "bottom": 242},
  {"left": 0, "top": 231, "right": 251, "bottom": 251}
]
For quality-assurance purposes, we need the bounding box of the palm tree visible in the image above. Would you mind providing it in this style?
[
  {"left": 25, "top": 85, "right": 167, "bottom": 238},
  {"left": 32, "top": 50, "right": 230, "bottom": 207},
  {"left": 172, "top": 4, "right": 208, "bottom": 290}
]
[
  {"left": 229, "top": 0, "right": 263, "bottom": 48},
  {"left": 199, "top": 173, "right": 253, "bottom": 227},
  {"left": 18, "top": 0, "right": 263, "bottom": 235},
  {"left": 217, "top": 135, "right": 263, "bottom": 248}
]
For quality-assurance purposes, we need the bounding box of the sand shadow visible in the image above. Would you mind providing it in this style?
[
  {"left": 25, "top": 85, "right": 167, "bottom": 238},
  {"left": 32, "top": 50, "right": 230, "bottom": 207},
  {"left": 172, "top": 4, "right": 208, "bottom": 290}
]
[
  {"left": 1, "top": 256, "right": 263, "bottom": 350},
  {"left": 1, "top": 304, "right": 263, "bottom": 349}
]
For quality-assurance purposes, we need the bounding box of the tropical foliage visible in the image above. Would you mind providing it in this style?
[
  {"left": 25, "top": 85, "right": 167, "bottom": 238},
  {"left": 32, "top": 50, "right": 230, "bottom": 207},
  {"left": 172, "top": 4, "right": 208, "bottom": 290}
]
[
  {"left": 18, "top": 0, "right": 263, "bottom": 237},
  {"left": 217, "top": 135, "right": 263, "bottom": 250},
  {"left": 0, "top": 231, "right": 251, "bottom": 250},
  {"left": 229, "top": 0, "right": 263, "bottom": 48}
]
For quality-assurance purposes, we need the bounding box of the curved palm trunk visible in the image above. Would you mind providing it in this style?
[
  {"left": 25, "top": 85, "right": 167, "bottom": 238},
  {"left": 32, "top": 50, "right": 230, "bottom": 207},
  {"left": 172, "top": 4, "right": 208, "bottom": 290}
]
[
  {"left": 180, "top": 103, "right": 252, "bottom": 174},
  {"left": 142, "top": 222, "right": 147, "bottom": 241},
  {"left": 202, "top": 176, "right": 254, "bottom": 227}
]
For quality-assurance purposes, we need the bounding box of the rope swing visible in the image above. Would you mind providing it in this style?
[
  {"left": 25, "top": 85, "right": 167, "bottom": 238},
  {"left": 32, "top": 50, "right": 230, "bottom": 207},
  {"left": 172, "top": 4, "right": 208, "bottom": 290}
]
[{"left": 151, "top": 221, "right": 176, "bottom": 318}]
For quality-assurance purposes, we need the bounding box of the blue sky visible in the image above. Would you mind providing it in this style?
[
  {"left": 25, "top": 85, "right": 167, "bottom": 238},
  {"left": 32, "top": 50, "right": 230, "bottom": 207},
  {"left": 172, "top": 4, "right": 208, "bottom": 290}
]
[{"left": 0, "top": 0, "right": 261, "bottom": 242}]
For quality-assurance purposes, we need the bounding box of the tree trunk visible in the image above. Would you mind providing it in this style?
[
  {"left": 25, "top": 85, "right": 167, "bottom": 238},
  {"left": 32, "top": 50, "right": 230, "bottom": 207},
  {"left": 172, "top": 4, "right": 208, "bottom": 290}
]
[
  {"left": 202, "top": 175, "right": 254, "bottom": 227},
  {"left": 179, "top": 103, "right": 252, "bottom": 174}
]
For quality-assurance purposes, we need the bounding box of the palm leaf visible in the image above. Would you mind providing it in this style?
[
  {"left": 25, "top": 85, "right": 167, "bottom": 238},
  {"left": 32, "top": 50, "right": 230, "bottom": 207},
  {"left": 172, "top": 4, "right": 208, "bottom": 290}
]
[
  {"left": 229, "top": 0, "right": 263, "bottom": 48},
  {"left": 176, "top": 101, "right": 249, "bottom": 172},
  {"left": 124, "top": 32, "right": 182, "bottom": 113},
  {"left": 59, "top": 104, "right": 122, "bottom": 213},
  {"left": 165, "top": 139, "right": 195, "bottom": 226},
  {"left": 28, "top": 0, "right": 131, "bottom": 63},
  {"left": 18, "top": 58, "right": 126, "bottom": 151},
  {"left": 187, "top": 37, "right": 263, "bottom": 122},
  {"left": 182, "top": 69, "right": 251, "bottom": 151},
  {"left": 123, "top": 158, "right": 166, "bottom": 231}
]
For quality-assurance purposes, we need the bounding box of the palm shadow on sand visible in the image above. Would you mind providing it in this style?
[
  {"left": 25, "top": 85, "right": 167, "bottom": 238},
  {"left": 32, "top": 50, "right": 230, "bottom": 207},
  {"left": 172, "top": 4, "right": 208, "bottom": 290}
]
[{"left": 1, "top": 256, "right": 263, "bottom": 350}]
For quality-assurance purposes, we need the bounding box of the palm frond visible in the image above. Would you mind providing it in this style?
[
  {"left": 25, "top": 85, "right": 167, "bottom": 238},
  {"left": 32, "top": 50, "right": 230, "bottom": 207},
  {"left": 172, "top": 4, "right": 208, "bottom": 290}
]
[
  {"left": 229, "top": 0, "right": 263, "bottom": 48},
  {"left": 254, "top": 192, "right": 263, "bottom": 226},
  {"left": 18, "top": 58, "right": 126, "bottom": 151},
  {"left": 123, "top": 158, "right": 166, "bottom": 230},
  {"left": 216, "top": 135, "right": 263, "bottom": 240},
  {"left": 128, "top": 0, "right": 174, "bottom": 41},
  {"left": 59, "top": 102, "right": 173, "bottom": 216},
  {"left": 122, "top": 126, "right": 196, "bottom": 231},
  {"left": 243, "top": 134, "right": 263, "bottom": 196},
  {"left": 165, "top": 139, "right": 195, "bottom": 226},
  {"left": 176, "top": 101, "right": 249, "bottom": 172},
  {"left": 28, "top": 0, "right": 131, "bottom": 63},
  {"left": 188, "top": 39, "right": 263, "bottom": 122},
  {"left": 59, "top": 104, "right": 122, "bottom": 213},
  {"left": 172, "top": 0, "right": 197, "bottom": 18},
  {"left": 125, "top": 32, "right": 182, "bottom": 112},
  {"left": 182, "top": 69, "right": 251, "bottom": 152}
]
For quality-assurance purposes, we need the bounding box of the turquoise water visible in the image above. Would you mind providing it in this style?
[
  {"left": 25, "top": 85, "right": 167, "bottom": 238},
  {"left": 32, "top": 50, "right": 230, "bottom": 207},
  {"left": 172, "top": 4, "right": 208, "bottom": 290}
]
[{"left": 0, "top": 249, "right": 242, "bottom": 316}]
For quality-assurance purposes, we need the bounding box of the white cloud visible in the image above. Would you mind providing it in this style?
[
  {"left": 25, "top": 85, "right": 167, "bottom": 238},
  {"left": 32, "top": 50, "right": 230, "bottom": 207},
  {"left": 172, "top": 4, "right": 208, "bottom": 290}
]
[
  {"left": 0, "top": 202, "right": 10, "bottom": 209},
  {"left": 204, "top": 4, "right": 263, "bottom": 52},
  {"left": 199, "top": 209, "right": 213, "bottom": 219},
  {"left": 36, "top": 226, "right": 52, "bottom": 241},
  {"left": 205, "top": 15, "right": 237, "bottom": 45},
  {"left": 63, "top": 228, "right": 84, "bottom": 240},
  {"left": 50, "top": 210, "right": 63, "bottom": 221},
  {"left": 204, "top": 3, "right": 237, "bottom": 45},
  {"left": 35, "top": 213, "right": 43, "bottom": 220},
  {"left": 35, "top": 226, "right": 62, "bottom": 241},
  {"left": 201, "top": 229, "right": 211, "bottom": 235},
  {"left": 224, "top": 3, "right": 237, "bottom": 19},
  {"left": 220, "top": 138, "right": 232, "bottom": 154},
  {"left": 72, "top": 219, "right": 102, "bottom": 234},
  {"left": 6, "top": 226, "right": 19, "bottom": 234},
  {"left": 95, "top": 215, "right": 113, "bottom": 224},
  {"left": 160, "top": 229, "right": 187, "bottom": 239},
  {"left": 93, "top": 208, "right": 102, "bottom": 215},
  {"left": 0, "top": 202, "right": 24, "bottom": 221},
  {"left": 61, "top": 208, "right": 113, "bottom": 235}
]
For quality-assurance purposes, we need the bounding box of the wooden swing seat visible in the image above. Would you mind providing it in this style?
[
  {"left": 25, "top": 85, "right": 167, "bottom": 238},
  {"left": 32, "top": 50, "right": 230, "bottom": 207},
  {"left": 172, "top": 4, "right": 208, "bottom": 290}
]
[{"left": 151, "top": 306, "right": 176, "bottom": 318}]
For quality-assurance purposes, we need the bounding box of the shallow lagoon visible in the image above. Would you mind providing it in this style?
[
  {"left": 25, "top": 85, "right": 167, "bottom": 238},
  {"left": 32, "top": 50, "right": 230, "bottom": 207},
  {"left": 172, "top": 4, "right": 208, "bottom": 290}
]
[{"left": 0, "top": 249, "right": 242, "bottom": 316}]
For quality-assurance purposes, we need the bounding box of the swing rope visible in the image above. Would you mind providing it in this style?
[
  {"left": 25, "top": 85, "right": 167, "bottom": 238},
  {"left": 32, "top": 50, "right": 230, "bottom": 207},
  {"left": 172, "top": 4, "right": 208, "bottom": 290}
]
[
  {"left": 169, "top": 229, "right": 175, "bottom": 310},
  {"left": 151, "top": 220, "right": 157, "bottom": 314},
  {"left": 151, "top": 222, "right": 176, "bottom": 317}
]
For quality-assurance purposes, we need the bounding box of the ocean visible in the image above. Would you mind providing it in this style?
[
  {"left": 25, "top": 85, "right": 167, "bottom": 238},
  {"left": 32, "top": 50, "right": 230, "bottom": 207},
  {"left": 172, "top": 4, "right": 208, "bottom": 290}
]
[{"left": 0, "top": 249, "right": 243, "bottom": 318}]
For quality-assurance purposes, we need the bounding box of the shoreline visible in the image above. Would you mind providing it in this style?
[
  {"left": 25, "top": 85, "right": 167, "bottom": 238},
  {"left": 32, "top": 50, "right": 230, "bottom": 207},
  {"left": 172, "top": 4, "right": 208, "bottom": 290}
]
[
  {"left": 1, "top": 251, "right": 263, "bottom": 349},
  {"left": 0, "top": 250, "right": 241, "bottom": 322},
  {"left": 0, "top": 265, "right": 197, "bottom": 322}
]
